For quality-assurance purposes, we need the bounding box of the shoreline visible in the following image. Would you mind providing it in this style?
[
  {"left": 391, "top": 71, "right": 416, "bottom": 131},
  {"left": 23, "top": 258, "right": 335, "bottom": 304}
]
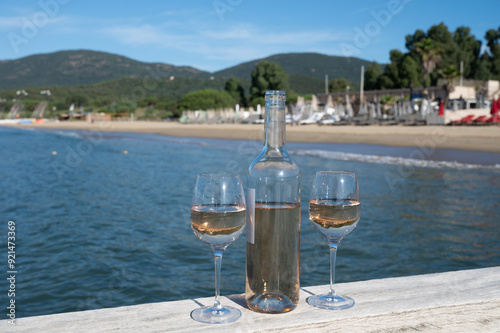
[{"left": 4, "top": 121, "right": 500, "bottom": 153}]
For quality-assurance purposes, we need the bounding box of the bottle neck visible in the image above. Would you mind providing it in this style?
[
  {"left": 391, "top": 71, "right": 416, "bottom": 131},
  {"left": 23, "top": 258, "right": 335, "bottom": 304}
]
[{"left": 264, "top": 103, "right": 286, "bottom": 151}]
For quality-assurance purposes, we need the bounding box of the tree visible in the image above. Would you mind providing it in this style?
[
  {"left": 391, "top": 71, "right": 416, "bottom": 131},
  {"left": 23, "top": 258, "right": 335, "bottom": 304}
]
[
  {"left": 398, "top": 56, "right": 420, "bottom": 88},
  {"left": 381, "top": 50, "right": 404, "bottom": 89},
  {"left": 453, "top": 26, "right": 481, "bottom": 79},
  {"left": 399, "top": 23, "right": 484, "bottom": 86},
  {"left": 473, "top": 53, "right": 491, "bottom": 81},
  {"left": 108, "top": 100, "right": 137, "bottom": 114},
  {"left": 156, "top": 96, "right": 176, "bottom": 112},
  {"left": 250, "top": 97, "right": 265, "bottom": 109},
  {"left": 378, "top": 50, "right": 419, "bottom": 89},
  {"left": 440, "top": 65, "right": 459, "bottom": 108},
  {"left": 65, "top": 94, "right": 88, "bottom": 108},
  {"left": 250, "top": 60, "right": 289, "bottom": 101},
  {"left": 485, "top": 27, "right": 500, "bottom": 79},
  {"left": 415, "top": 38, "right": 444, "bottom": 88},
  {"left": 328, "top": 77, "right": 351, "bottom": 93},
  {"left": 378, "top": 75, "right": 395, "bottom": 90},
  {"left": 177, "top": 89, "right": 235, "bottom": 111},
  {"left": 405, "top": 29, "right": 426, "bottom": 53},
  {"left": 23, "top": 99, "right": 39, "bottom": 112},
  {"left": 224, "top": 77, "right": 246, "bottom": 106},
  {"left": 427, "top": 23, "right": 456, "bottom": 69},
  {"left": 364, "top": 62, "right": 382, "bottom": 90},
  {"left": 137, "top": 96, "right": 159, "bottom": 108}
]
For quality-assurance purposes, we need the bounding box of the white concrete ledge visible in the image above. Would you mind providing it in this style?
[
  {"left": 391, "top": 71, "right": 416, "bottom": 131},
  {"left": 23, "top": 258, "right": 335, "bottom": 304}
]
[{"left": 2, "top": 267, "right": 500, "bottom": 332}]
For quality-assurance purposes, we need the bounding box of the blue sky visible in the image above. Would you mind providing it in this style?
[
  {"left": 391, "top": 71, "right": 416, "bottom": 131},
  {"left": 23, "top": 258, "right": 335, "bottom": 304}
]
[{"left": 1, "top": 0, "right": 499, "bottom": 72}]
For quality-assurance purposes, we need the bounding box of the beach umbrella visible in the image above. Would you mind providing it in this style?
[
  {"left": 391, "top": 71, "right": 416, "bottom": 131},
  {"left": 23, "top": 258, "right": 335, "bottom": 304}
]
[
  {"left": 337, "top": 103, "right": 345, "bottom": 117},
  {"left": 346, "top": 103, "right": 354, "bottom": 118},
  {"left": 491, "top": 98, "right": 498, "bottom": 115},
  {"left": 358, "top": 102, "right": 368, "bottom": 115},
  {"left": 369, "top": 103, "right": 377, "bottom": 118},
  {"left": 491, "top": 98, "right": 499, "bottom": 121},
  {"left": 345, "top": 95, "right": 354, "bottom": 118},
  {"left": 438, "top": 101, "right": 444, "bottom": 116},
  {"left": 420, "top": 99, "right": 430, "bottom": 117},
  {"left": 422, "top": 99, "right": 431, "bottom": 117},
  {"left": 496, "top": 98, "right": 500, "bottom": 120}
]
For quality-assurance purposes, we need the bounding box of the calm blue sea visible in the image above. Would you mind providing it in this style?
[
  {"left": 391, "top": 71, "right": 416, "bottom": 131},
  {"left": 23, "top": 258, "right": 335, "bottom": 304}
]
[{"left": 1, "top": 125, "right": 499, "bottom": 318}]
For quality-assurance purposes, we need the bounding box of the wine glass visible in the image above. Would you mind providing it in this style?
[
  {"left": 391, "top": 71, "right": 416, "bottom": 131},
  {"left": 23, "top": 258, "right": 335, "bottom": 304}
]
[
  {"left": 307, "top": 171, "right": 360, "bottom": 310},
  {"left": 190, "top": 173, "right": 246, "bottom": 324}
]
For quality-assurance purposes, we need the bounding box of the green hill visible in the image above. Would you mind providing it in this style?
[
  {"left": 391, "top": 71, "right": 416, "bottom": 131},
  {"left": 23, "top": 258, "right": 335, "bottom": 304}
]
[
  {"left": 0, "top": 75, "right": 244, "bottom": 119},
  {"left": 0, "top": 50, "right": 377, "bottom": 92},
  {"left": 0, "top": 50, "right": 208, "bottom": 90},
  {"left": 0, "top": 50, "right": 379, "bottom": 114},
  {"left": 288, "top": 74, "right": 325, "bottom": 94},
  {"left": 0, "top": 76, "right": 231, "bottom": 109},
  {"left": 213, "top": 52, "right": 374, "bottom": 85}
]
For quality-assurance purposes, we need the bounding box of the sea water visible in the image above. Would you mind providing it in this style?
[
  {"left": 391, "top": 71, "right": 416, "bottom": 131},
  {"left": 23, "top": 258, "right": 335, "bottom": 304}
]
[{"left": 1, "top": 126, "right": 499, "bottom": 317}]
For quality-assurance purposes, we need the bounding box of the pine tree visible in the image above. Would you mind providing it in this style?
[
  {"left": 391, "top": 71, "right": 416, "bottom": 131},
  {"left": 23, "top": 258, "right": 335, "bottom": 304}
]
[
  {"left": 329, "top": 78, "right": 351, "bottom": 92},
  {"left": 485, "top": 27, "right": 500, "bottom": 79},
  {"left": 364, "top": 62, "right": 382, "bottom": 90},
  {"left": 250, "top": 61, "right": 289, "bottom": 101},
  {"left": 224, "top": 77, "right": 246, "bottom": 106}
]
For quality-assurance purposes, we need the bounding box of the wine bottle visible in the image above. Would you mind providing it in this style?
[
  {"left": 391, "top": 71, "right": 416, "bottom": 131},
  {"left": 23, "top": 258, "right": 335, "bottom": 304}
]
[{"left": 246, "top": 90, "right": 301, "bottom": 313}]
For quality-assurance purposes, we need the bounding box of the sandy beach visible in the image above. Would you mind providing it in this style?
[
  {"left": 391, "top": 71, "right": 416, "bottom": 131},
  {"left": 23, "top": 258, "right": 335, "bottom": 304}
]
[{"left": 5, "top": 121, "right": 500, "bottom": 153}]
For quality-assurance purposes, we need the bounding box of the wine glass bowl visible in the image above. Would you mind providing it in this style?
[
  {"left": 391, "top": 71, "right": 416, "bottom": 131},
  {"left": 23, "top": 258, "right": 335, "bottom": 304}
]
[
  {"left": 309, "top": 199, "right": 360, "bottom": 244},
  {"left": 190, "top": 173, "right": 246, "bottom": 324},
  {"left": 191, "top": 204, "right": 246, "bottom": 249},
  {"left": 307, "top": 171, "right": 360, "bottom": 310}
]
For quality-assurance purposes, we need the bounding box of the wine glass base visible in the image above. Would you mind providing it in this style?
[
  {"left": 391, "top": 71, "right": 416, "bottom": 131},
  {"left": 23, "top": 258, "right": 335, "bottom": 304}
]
[
  {"left": 191, "top": 305, "right": 241, "bottom": 324},
  {"left": 306, "top": 293, "right": 355, "bottom": 310}
]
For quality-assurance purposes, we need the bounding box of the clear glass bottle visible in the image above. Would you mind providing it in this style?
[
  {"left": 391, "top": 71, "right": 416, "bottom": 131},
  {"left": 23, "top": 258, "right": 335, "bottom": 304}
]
[{"left": 245, "top": 90, "right": 301, "bottom": 313}]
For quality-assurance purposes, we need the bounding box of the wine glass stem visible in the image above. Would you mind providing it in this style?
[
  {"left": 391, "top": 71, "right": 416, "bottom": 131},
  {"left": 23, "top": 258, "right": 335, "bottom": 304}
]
[
  {"left": 329, "top": 243, "right": 338, "bottom": 296},
  {"left": 212, "top": 249, "right": 224, "bottom": 310}
]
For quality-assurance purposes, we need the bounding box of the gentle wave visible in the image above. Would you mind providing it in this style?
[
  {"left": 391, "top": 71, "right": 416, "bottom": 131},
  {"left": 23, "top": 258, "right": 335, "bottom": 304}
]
[
  {"left": 19, "top": 127, "right": 500, "bottom": 170},
  {"left": 41, "top": 129, "right": 213, "bottom": 147},
  {"left": 49, "top": 130, "right": 84, "bottom": 139},
  {"left": 292, "top": 149, "right": 500, "bottom": 170}
]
